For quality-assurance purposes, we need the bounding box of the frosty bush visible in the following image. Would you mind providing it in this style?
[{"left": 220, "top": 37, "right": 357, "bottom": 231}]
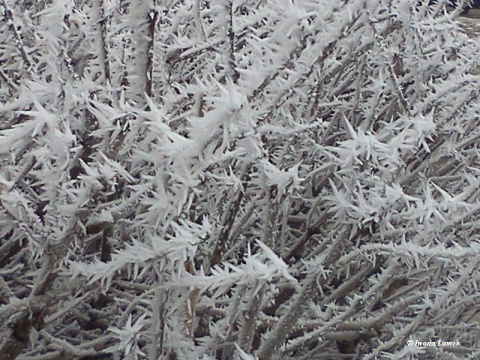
[{"left": 0, "top": 0, "right": 479, "bottom": 359}]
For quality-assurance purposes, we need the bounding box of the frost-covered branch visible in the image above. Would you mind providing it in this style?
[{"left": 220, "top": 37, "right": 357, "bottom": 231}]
[{"left": 0, "top": 0, "right": 479, "bottom": 359}]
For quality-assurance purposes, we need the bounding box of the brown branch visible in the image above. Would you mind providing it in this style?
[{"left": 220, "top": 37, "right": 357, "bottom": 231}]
[
  {"left": 145, "top": 1, "right": 158, "bottom": 98},
  {"left": 0, "top": 304, "right": 47, "bottom": 360},
  {"left": 208, "top": 166, "right": 251, "bottom": 269},
  {"left": 226, "top": 0, "right": 239, "bottom": 83},
  {"left": 0, "top": 1, "right": 32, "bottom": 73},
  {"left": 99, "top": 0, "right": 112, "bottom": 84}
]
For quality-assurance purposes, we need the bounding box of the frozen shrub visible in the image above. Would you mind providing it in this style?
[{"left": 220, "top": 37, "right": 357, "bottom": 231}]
[{"left": 0, "top": 1, "right": 478, "bottom": 359}]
